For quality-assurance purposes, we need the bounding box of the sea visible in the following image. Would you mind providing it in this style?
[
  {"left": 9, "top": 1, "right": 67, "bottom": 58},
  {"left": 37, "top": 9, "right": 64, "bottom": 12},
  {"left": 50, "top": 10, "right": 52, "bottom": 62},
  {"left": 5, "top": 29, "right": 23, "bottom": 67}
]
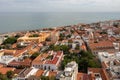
[{"left": 0, "top": 12, "right": 120, "bottom": 34}]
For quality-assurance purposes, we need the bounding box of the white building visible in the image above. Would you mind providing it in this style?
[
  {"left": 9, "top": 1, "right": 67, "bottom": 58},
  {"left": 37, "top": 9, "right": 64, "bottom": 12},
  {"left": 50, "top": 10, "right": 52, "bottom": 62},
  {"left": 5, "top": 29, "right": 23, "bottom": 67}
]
[
  {"left": 56, "top": 61, "right": 78, "bottom": 80},
  {"left": 32, "top": 51, "right": 63, "bottom": 71},
  {"left": 0, "top": 50, "right": 15, "bottom": 65},
  {"left": 14, "top": 68, "right": 38, "bottom": 80}
]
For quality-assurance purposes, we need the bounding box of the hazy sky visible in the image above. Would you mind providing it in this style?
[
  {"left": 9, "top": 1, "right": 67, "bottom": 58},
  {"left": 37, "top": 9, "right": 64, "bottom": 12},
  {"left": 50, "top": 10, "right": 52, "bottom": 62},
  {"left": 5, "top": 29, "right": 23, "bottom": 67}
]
[{"left": 0, "top": 0, "right": 120, "bottom": 12}]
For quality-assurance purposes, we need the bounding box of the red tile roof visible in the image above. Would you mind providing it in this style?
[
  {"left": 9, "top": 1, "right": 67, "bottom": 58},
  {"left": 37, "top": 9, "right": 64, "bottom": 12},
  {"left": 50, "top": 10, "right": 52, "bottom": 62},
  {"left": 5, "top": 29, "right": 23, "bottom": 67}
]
[
  {"left": 48, "top": 71, "right": 57, "bottom": 77},
  {"left": 8, "top": 58, "right": 31, "bottom": 67},
  {"left": 89, "top": 40, "right": 114, "bottom": 50},
  {"left": 35, "top": 70, "right": 44, "bottom": 77},
  {"left": 88, "top": 68, "right": 109, "bottom": 80},
  {"left": 0, "top": 67, "right": 15, "bottom": 74},
  {"left": 77, "top": 73, "right": 89, "bottom": 80},
  {"left": 45, "top": 51, "right": 63, "bottom": 65},
  {"left": 32, "top": 53, "right": 49, "bottom": 65},
  {"left": 56, "top": 51, "right": 62, "bottom": 57},
  {"left": 4, "top": 50, "right": 16, "bottom": 55},
  {"left": 46, "top": 57, "right": 59, "bottom": 65}
]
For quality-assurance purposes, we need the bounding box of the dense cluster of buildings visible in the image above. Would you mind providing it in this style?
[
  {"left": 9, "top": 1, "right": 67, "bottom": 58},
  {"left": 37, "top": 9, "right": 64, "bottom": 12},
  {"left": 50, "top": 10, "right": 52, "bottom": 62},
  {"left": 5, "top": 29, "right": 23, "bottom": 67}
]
[{"left": 0, "top": 20, "right": 120, "bottom": 80}]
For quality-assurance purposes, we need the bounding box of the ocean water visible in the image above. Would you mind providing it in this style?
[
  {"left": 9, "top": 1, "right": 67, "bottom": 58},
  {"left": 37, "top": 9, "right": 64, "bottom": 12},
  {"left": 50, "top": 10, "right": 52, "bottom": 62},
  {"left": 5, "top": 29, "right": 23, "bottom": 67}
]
[{"left": 0, "top": 12, "right": 120, "bottom": 33}]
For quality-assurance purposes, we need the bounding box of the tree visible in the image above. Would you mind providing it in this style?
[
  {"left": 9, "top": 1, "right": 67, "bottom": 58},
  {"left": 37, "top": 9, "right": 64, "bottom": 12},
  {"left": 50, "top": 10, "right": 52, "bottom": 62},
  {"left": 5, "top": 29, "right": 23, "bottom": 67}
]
[
  {"left": 0, "top": 73, "right": 3, "bottom": 80},
  {"left": 2, "top": 37, "right": 17, "bottom": 45},
  {"left": 49, "top": 45, "right": 61, "bottom": 51},
  {"left": 59, "top": 33, "right": 65, "bottom": 41},
  {"left": 0, "top": 72, "right": 9, "bottom": 80},
  {"left": 60, "top": 50, "right": 101, "bottom": 72},
  {"left": 60, "top": 45, "right": 70, "bottom": 54},
  {"left": 46, "top": 55, "right": 53, "bottom": 60},
  {"left": 53, "top": 45, "right": 61, "bottom": 51},
  {"left": 49, "top": 45, "right": 70, "bottom": 54},
  {"left": 66, "top": 34, "right": 71, "bottom": 38},
  {"left": 6, "top": 71, "right": 13, "bottom": 79},
  {"left": 40, "top": 76, "right": 49, "bottom": 80},
  {"left": 30, "top": 52, "right": 40, "bottom": 60}
]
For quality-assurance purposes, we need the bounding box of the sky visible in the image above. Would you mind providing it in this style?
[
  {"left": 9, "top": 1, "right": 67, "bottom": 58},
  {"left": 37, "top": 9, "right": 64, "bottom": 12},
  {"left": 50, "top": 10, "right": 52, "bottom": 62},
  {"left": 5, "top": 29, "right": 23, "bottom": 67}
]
[{"left": 0, "top": 0, "right": 120, "bottom": 12}]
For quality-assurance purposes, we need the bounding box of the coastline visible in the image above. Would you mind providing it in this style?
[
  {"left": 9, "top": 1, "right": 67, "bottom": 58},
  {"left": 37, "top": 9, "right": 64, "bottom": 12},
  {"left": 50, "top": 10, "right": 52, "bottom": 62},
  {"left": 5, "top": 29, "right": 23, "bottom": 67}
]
[
  {"left": 0, "top": 12, "right": 120, "bottom": 34},
  {"left": 0, "top": 19, "right": 119, "bottom": 36}
]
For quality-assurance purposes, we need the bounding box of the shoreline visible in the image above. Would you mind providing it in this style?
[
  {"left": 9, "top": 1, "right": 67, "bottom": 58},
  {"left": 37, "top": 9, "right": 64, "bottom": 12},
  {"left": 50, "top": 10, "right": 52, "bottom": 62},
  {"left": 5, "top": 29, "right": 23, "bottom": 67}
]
[{"left": 0, "top": 19, "right": 119, "bottom": 36}]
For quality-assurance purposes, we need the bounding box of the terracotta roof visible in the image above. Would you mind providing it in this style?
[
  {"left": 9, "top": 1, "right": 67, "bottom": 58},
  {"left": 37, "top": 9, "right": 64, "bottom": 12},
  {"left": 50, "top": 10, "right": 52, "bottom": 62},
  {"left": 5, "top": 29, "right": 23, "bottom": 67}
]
[
  {"left": 14, "top": 69, "right": 23, "bottom": 75},
  {"left": 18, "top": 68, "right": 32, "bottom": 77},
  {"left": 48, "top": 71, "right": 57, "bottom": 77},
  {"left": 77, "top": 73, "right": 89, "bottom": 80},
  {"left": 32, "top": 53, "right": 49, "bottom": 65},
  {"left": 13, "top": 45, "right": 32, "bottom": 57},
  {"left": 4, "top": 45, "right": 31, "bottom": 57},
  {"left": 56, "top": 51, "right": 62, "bottom": 57},
  {"left": 88, "top": 68, "right": 109, "bottom": 80},
  {"left": 83, "top": 74, "right": 89, "bottom": 80},
  {"left": 0, "top": 67, "right": 15, "bottom": 74},
  {"left": 12, "top": 43, "right": 17, "bottom": 48},
  {"left": 8, "top": 58, "right": 31, "bottom": 67},
  {"left": 108, "top": 36, "right": 116, "bottom": 42},
  {"left": 14, "top": 49, "right": 26, "bottom": 57},
  {"left": 35, "top": 70, "right": 44, "bottom": 77},
  {"left": 77, "top": 73, "right": 83, "bottom": 80},
  {"left": 45, "top": 51, "right": 63, "bottom": 65},
  {"left": 4, "top": 49, "right": 16, "bottom": 55},
  {"left": 32, "top": 51, "right": 63, "bottom": 66},
  {"left": 29, "top": 46, "right": 40, "bottom": 55},
  {"left": 89, "top": 40, "right": 114, "bottom": 50},
  {"left": 46, "top": 57, "right": 59, "bottom": 65}
]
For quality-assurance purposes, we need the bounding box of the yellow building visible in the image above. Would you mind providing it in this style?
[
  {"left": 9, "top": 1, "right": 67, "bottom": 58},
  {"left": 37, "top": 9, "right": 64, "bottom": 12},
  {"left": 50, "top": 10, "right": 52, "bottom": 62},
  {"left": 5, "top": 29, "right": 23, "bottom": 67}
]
[{"left": 17, "top": 32, "right": 50, "bottom": 43}]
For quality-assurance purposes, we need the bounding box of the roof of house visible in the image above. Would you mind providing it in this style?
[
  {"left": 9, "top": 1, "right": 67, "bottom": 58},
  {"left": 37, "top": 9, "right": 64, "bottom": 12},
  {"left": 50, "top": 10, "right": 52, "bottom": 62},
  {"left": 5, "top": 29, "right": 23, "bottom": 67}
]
[
  {"left": 89, "top": 40, "right": 114, "bottom": 50},
  {"left": 35, "top": 69, "right": 44, "bottom": 77},
  {"left": 32, "top": 51, "right": 63, "bottom": 65},
  {"left": 48, "top": 71, "right": 57, "bottom": 77},
  {"left": 18, "top": 68, "right": 33, "bottom": 77},
  {"left": 0, "top": 67, "right": 15, "bottom": 74},
  {"left": 13, "top": 69, "right": 23, "bottom": 76},
  {"left": 8, "top": 58, "right": 31, "bottom": 67},
  {"left": 32, "top": 53, "right": 49, "bottom": 65},
  {"left": 4, "top": 49, "right": 16, "bottom": 55},
  {"left": 45, "top": 57, "right": 59, "bottom": 65},
  {"left": 88, "top": 68, "right": 109, "bottom": 80},
  {"left": 45, "top": 51, "right": 63, "bottom": 65},
  {"left": 77, "top": 73, "right": 89, "bottom": 80}
]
